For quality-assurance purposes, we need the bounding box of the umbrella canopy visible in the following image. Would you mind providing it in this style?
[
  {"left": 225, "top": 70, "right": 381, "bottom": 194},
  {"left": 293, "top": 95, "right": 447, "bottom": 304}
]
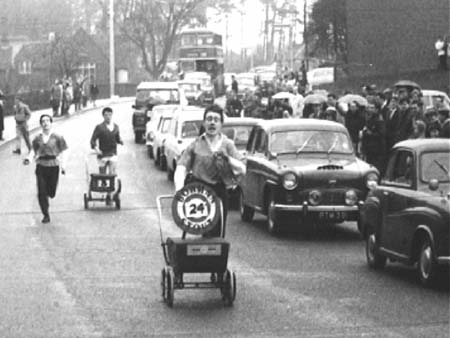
[
  {"left": 272, "top": 91, "right": 295, "bottom": 100},
  {"left": 303, "top": 93, "right": 327, "bottom": 105},
  {"left": 394, "top": 80, "right": 421, "bottom": 90},
  {"left": 338, "top": 94, "right": 368, "bottom": 106}
]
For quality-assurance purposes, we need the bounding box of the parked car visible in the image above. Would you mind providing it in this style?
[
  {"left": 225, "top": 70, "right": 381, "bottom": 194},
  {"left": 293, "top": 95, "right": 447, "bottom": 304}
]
[
  {"left": 152, "top": 111, "right": 175, "bottom": 170},
  {"left": 177, "top": 80, "right": 204, "bottom": 106},
  {"left": 164, "top": 107, "right": 205, "bottom": 181},
  {"left": 145, "top": 104, "right": 178, "bottom": 159},
  {"left": 236, "top": 72, "right": 258, "bottom": 95},
  {"left": 239, "top": 119, "right": 379, "bottom": 234},
  {"left": 360, "top": 139, "right": 450, "bottom": 287},
  {"left": 421, "top": 89, "right": 450, "bottom": 110},
  {"left": 132, "top": 82, "right": 180, "bottom": 143},
  {"left": 183, "top": 72, "right": 215, "bottom": 104}
]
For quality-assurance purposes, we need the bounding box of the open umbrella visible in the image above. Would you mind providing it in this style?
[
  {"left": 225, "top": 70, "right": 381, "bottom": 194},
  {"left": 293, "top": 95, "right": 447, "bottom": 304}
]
[
  {"left": 394, "top": 80, "right": 421, "bottom": 90},
  {"left": 272, "top": 92, "right": 295, "bottom": 100},
  {"left": 338, "top": 94, "right": 368, "bottom": 106},
  {"left": 303, "top": 93, "right": 327, "bottom": 105}
]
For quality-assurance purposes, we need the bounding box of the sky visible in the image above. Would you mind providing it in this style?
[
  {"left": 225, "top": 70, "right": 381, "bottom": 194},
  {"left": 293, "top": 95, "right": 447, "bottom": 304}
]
[{"left": 207, "top": 2, "right": 266, "bottom": 53}]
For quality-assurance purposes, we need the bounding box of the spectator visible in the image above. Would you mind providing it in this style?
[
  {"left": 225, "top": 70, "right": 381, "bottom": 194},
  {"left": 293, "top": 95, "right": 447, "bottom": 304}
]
[
  {"left": 435, "top": 36, "right": 448, "bottom": 70},
  {"left": 360, "top": 101, "right": 386, "bottom": 175},
  {"left": 231, "top": 75, "right": 238, "bottom": 94},
  {"left": 437, "top": 107, "right": 450, "bottom": 138},
  {"left": 411, "top": 120, "right": 427, "bottom": 139},
  {"left": 50, "top": 79, "right": 62, "bottom": 117},
  {"left": 426, "top": 120, "right": 441, "bottom": 138},
  {"left": 12, "top": 96, "right": 32, "bottom": 155},
  {"left": 90, "top": 80, "right": 99, "bottom": 107},
  {"left": 345, "top": 101, "right": 365, "bottom": 152}
]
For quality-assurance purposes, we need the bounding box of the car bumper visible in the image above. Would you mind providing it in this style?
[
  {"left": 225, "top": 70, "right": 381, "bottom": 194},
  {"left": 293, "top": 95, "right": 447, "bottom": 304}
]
[
  {"left": 273, "top": 201, "right": 363, "bottom": 220},
  {"left": 437, "top": 256, "right": 450, "bottom": 264}
]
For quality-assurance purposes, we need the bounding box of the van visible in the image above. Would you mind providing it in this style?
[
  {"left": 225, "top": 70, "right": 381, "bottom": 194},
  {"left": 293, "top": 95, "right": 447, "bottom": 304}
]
[{"left": 132, "top": 82, "right": 180, "bottom": 143}]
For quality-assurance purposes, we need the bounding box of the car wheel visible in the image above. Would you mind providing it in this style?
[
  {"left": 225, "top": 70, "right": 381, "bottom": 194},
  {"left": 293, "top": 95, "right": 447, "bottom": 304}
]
[
  {"left": 418, "top": 237, "right": 439, "bottom": 287},
  {"left": 155, "top": 149, "right": 161, "bottom": 167},
  {"left": 266, "top": 192, "right": 281, "bottom": 234},
  {"left": 167, "top": 163, "right": 174, "bottom": 182},
  {"left": 366, "top": 233, "right": 386, "bottom": 269},
  {"left": 239, "top": 190, "right": 254, "bottom": 222},
  {"left": 147, "top": 145, "right": 154, "bottom": 159},
  {"left": 160, "top": 154, "right": 167, "bottom": 171},
  {"left": 134, "top": 131, "right": 143, "bottom": 143}
]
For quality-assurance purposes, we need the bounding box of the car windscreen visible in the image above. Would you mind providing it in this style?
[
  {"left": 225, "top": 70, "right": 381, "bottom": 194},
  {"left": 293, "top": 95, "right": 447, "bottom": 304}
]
[
  {"left": 237, "top": 77, "right": 254, "bottom": 86},
  {"left": 222, "top": 125, "right": 253, "bottom": 148},
  {"left": 160, "top": 118, "right": 172, "bottom": 133},
  {"left": 420, "top": 151, "right": 450, "bottom": 182},
  {"left": 181, "top": 121, "right": 202, "bottom": 138},
  {"left": 180, "top": 84, "right": 199, "bottom": 92},
  {"left": 270, "top": 130, "right": 353, "bottom": 154},
  {"left": 136, "top": 89, "right": 180, "bottom": 103}
]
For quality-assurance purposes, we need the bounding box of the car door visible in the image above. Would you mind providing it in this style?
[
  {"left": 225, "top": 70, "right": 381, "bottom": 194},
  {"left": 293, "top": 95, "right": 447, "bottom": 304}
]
[
  {"left": 382, "top": 149, "right": 415, "bottom": 255},
  {"left": 252, "top": 129, "right": 270, "bottom": 209},
  {"left": 242, "top": 127, "right": 259, "bottom": 207}
]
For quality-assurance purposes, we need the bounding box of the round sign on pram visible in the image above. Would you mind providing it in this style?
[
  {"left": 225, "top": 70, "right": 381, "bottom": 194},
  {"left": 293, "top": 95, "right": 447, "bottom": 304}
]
[{"left": 171, "top": 183, "right": 222, "bottom": 235}]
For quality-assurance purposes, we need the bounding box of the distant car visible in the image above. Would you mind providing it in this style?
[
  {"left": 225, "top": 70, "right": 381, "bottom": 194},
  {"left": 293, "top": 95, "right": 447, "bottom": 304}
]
[
  {"left": 132, "top": 81, "right": 180, "bottom": 143},
  {"left": 239, "top": 119, "right": 379, "bottom": 234},
  {"left": 236, "top": 72, "right": 257, "bottom": 94},
  {"left": 360, "top": 139, "right": 450, "bottom": 287},
  {"left": 183, "top": 72, "right": 215, "bottom": 104},
  {"left": 145, "top": 105, "right": 178, "bottom": 159},
  {"left": 177, "top": 80, "right": 203, "bottom": 106},
  {"left": 256, "top": 71, "right": 277, "bottom": 85},
  {"left": 421, "top": 89, "right": 450, "bottom": 110},
  {"left": 164, "top": 107, "right": 205, "bottom": 181}
]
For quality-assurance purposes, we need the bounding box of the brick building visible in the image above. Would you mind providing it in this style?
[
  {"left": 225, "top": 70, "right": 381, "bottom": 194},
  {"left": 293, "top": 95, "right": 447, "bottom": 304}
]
[{"left": 345, "top": 0, "right": 450, "bottom": 77}]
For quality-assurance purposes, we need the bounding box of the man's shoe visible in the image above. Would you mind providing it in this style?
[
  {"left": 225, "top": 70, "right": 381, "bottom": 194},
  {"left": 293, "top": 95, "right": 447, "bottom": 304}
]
[
  {"left": 42, "top": 215, "right": 50, "bottom": 223},
  {"left": 12, "top": 149, "right": 21, "bottom": 155}
]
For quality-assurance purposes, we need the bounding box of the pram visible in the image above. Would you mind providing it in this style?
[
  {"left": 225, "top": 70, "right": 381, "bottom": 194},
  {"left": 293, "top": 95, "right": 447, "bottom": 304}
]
[
  {"left": 84, "top": 153, "right": 122, "bottom": 209},
  {"left": 157, "top": 182, "right": 236, "bottom": 307}
]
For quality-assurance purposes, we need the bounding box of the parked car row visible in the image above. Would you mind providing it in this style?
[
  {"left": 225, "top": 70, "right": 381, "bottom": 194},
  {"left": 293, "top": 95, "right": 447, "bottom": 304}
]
[{"left": 137, "top": 88, "right": 449, "bottom": 288}]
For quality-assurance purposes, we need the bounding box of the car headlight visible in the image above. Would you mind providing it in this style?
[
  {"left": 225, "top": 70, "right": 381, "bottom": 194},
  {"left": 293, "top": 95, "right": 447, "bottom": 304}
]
[
  {"left": 282, "top": 172, "right": 298, "bottom": 190},
  {"left": 345, "top": 190, "right": 358, "bottom": 205},
  {"left": 308, "top": 190, "right": 322, "bottom": 205},
  {"left": 365, "top": 172, "right": 379, "bottom": 189},
  {"left": 147, "top": 131, "right": 154, "bottom": 142}
]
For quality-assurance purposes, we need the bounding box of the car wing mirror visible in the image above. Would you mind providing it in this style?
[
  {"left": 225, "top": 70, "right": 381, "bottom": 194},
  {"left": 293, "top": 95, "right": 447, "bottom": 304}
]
[
  {"left": 428, "top": 179, "right": 439, "bottom": 191},
  {"left": 132, "top": 104, "right": 136, "bottom": 109}
]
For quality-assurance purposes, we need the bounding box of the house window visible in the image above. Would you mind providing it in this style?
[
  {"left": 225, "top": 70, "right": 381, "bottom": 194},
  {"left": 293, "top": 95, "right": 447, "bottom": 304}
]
[
  {"left": 18, "top": 61, "right": 32, "bottom": 75},
  {"left": 77, "top": 62, "right": 96, "bottom": 80},
  {"left": 117, "top": 69, "right": 129, "bottom": 83}
]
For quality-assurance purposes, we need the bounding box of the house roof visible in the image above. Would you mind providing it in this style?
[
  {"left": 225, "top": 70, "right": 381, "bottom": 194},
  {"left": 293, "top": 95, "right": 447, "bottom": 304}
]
[{"left": 14, "top": 41, "right": 50, "bottom": 69}]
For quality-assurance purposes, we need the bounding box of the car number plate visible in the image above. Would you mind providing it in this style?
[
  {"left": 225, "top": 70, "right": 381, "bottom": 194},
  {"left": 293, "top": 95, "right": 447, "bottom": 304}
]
[
  {"left": 187, "top": 244, "right": 222, "bottom": 256},
  {"left": 318, "top": 211, "right": 347, "bottom": 220}
]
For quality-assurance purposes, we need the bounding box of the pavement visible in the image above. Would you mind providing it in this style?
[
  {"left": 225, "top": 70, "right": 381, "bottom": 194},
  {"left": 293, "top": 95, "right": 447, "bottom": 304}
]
[{"left": 0, "top": 96, "right": 133, "bottom": 148}]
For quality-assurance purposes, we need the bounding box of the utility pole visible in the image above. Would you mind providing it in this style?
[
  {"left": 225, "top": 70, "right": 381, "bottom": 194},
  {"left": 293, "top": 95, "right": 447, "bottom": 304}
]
[
  {"left": 303, "top": 0, "right": 308, "bottom": 71},
  {"left": 109, "top": 0, "right": 115, "bottom": 97},
  {"left": 263, "top": 2, "right": 269, "bottom": 63}
]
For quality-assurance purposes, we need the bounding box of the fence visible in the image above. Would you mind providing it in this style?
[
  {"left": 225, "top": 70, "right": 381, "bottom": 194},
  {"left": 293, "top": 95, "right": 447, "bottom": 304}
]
[{"left": 1, "top": 83, "right": 138, "bottom": 116}]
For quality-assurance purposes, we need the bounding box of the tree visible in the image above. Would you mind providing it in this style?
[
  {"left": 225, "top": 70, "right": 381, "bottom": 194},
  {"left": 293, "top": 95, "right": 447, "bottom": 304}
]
[
  {"left": 113, "top": 0, "right": 234, "bottom": 79},
  {"left": 309, "top": 0, "right": 347, "bottom": 63}
]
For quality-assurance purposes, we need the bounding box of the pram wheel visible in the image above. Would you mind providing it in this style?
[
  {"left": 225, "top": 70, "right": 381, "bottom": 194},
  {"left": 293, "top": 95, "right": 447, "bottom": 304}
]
[
  {"left": 114, "top": 194, "right": 121, "bottom": 209},
  {"left": 161, "top": 268, "right": 167, "bottom": 301},
  {"left": 83, "top": 193, "right": 89, "bottom": 209},
  {"left": 222, "top": 269, "right": 236, "bottom": 306},
  {"left": 166, "top": 267, "right": 175, "bottom": 307}
]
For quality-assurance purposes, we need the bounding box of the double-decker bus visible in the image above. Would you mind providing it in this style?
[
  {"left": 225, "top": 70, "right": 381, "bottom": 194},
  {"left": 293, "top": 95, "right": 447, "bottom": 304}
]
[{"left": 178, "top": 29, "right": 225, "bottom": 96}]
